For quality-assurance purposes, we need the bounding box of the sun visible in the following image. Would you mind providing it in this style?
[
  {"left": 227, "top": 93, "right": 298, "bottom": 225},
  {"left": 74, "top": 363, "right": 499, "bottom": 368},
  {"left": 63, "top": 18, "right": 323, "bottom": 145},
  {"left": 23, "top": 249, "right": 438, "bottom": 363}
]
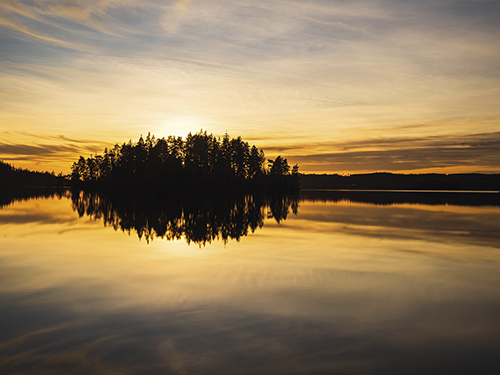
[{"left": 155, "top": 115, "right": 212, "bottom": 138}]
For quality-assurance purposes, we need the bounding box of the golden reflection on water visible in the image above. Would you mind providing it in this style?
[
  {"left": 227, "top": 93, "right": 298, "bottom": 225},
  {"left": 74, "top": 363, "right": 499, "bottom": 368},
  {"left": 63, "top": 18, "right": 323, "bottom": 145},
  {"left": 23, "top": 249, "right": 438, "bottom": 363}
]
[{"left": 1, "top": 193, "right": 500, "bottom": 374}]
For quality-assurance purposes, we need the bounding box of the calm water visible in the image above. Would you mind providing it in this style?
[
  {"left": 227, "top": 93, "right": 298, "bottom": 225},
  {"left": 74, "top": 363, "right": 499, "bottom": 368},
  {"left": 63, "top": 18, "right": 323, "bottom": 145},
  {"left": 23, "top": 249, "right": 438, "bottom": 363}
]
[{"left": 1, "top": 189, "right": 499, "bottom": 374}]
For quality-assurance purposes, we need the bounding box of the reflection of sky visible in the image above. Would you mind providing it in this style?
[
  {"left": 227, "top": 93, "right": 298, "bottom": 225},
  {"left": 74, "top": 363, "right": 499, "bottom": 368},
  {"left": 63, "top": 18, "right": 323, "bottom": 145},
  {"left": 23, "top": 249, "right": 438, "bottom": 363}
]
[
  {"left": 1, "top": 1, "right": 500, "bottom": 174},
  {"left": 1, "top": 196, "right": 500, "bottom": 373}
]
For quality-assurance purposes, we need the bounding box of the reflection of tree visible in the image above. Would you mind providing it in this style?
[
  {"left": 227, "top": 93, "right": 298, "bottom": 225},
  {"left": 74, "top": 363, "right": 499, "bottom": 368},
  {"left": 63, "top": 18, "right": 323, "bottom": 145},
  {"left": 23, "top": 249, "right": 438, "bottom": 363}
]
[
  {"left": 267, "top": 193, "right": 299, "bottom": 223},
  {"left": 300, "top": 190, "right": 500, "bottom": 207},
  {"left": 0, "top": 187, "right": 69, "bottom": 209},
  {"left": 70, "top": 190, "right": 299, "bottom": 245}
]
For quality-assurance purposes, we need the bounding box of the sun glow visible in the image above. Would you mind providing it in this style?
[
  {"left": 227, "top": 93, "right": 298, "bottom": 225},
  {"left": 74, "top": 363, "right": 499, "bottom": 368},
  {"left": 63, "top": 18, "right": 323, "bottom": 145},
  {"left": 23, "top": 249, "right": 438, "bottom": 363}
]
[{"left": 155, "top": 115, "right": 215, "bottom": 138}]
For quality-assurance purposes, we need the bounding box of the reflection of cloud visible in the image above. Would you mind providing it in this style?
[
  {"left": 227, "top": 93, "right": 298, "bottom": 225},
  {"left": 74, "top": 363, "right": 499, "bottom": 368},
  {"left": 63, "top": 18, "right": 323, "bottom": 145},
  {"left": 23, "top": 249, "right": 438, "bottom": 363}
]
[
  {"left": 296, "top": 200, "right": 500, "bottom": 251},
  {"left": 0, "top": 213, "right": 76, "bottom": 225},
  {"left": 0, "top": 319, "right": 123, "bottom": 375},
  {"left": 1, "top": 269, "right": 499, "bottom": 374}
]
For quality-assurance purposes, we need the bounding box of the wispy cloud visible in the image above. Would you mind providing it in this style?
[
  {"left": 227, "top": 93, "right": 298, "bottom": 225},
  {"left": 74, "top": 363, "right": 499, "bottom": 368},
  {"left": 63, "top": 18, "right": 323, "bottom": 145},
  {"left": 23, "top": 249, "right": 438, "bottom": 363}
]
[
  {"left": 0, "top": 13, "right": 78, "bottom": 48},
  {"left": 0, "top": 143, "right": 80, "bottom": 156},
  {"left": 0, "top": 0, "right": 153, "bottom": 50},
  {"left": 160, "top": 0, "right": 192, "bottom": 33},
  {"left": 286, "top": 131, "right": 500, "bottom": 173},
  {"left": 0, "top": 131, "right": 112, "bottom": 171}
]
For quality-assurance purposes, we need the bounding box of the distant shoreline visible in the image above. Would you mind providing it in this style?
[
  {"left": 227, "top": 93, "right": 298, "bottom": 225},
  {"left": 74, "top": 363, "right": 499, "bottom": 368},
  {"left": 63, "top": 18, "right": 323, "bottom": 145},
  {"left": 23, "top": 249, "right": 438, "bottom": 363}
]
[
  {"left": 3, "top": 157, "right": 500, "bottom": 192},
  {"left": 299, "top": 172, "right": 500, "bottom": 192}
]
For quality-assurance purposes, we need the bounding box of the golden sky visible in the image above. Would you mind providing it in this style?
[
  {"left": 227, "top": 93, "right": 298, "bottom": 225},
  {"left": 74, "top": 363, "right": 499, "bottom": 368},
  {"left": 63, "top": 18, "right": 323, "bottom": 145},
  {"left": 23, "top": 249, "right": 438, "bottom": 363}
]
[{"left": 1, "top": 0, "right": 499, "bottom": 174}]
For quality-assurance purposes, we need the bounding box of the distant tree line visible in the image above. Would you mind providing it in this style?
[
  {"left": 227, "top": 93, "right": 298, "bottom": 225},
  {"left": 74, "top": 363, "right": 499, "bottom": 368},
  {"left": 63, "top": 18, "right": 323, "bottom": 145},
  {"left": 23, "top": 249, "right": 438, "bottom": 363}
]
[
  {"left": 71, "top": 131, "right": 299, "bottom": 192},
  {"left": 0, "top": 160, "right": 68, "bottom": 188},
  {"left": 300, "top": 172, "right": 500, "bottom": 191}
]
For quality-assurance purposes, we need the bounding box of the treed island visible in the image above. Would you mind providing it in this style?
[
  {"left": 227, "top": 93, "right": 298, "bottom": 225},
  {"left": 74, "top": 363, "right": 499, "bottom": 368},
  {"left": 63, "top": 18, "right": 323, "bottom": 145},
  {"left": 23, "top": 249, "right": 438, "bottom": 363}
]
[{"left": 70, "top": 131, "right": 299, "bottom": 193}]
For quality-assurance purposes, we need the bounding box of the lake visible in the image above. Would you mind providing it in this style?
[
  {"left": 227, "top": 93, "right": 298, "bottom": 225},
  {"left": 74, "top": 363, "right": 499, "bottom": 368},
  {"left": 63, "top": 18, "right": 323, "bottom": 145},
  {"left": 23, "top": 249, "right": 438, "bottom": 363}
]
[{"left": 1, "top": 189, "right": 499, "bottom": 374}]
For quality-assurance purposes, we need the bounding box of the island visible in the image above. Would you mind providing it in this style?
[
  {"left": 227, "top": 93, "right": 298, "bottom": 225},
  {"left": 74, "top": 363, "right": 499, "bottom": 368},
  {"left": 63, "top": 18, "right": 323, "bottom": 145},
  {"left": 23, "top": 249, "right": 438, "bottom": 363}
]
[{"left": 70, "top": 131, "right": 300, "bottom": 193}]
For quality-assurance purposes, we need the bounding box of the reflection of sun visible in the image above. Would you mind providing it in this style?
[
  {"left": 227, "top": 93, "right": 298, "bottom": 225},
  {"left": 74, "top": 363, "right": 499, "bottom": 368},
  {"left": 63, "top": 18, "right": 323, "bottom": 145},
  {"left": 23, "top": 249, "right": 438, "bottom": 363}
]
[
  {"left": 153, "top": 234, "right": 226, "bottom": 258},
  {"left": 157, "top": 115, "right": 211, "bottom": 137}
]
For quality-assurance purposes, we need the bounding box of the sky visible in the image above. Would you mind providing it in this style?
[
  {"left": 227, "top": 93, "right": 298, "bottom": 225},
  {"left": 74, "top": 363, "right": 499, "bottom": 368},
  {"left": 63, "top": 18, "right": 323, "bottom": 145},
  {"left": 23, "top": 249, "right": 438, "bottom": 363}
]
[{"left": 1, "top": 0, "right": 499, "bottom": 174}]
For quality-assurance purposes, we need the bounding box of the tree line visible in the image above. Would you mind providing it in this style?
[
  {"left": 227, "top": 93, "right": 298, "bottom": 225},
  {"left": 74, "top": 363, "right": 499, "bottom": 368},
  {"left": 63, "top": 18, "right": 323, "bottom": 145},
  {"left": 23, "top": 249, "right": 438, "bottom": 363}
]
[
  {"left": 0, "top": 160, "right": 67, "bottom": 188},
  {"left": 299, "top": 172, "right": 500, "bottom": 191},
  {"left": 71, "top": 130, "right": 299, "bottom": 192}
]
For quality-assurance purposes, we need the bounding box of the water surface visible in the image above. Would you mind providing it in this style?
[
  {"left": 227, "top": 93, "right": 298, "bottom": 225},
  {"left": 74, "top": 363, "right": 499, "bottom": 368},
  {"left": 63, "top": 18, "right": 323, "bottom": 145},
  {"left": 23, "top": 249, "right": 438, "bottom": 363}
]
[{"left": 1, "top": 190, "right": 499, "bottom": 374}]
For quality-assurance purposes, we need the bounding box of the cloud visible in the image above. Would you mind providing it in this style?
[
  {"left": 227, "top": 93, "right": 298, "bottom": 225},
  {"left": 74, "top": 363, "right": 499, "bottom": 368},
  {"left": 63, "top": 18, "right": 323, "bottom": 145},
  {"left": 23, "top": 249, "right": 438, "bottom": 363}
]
[
  {"left": 0, "top": 135, "right": 110, "bottom": 173},
  {"left": 264, "top": 131, "right": 500, "bottom": 152},
  {"left": 15, "top": 132, "right": 110, "bottom": 145},
  {"left": 160, "top": 0, "right": 191, "bottom": 33},
  {"left": 288, "top": 131, "right": 500, "bottom": 173},
  {"left": 0, "top": 143, "right": 79, "bottom": 156},
  {"left": 0, "top": 0, "right": 149, "bottom": 50},
  {"left": 0, "top": 13, "right": 78, "bottom": 48}
]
